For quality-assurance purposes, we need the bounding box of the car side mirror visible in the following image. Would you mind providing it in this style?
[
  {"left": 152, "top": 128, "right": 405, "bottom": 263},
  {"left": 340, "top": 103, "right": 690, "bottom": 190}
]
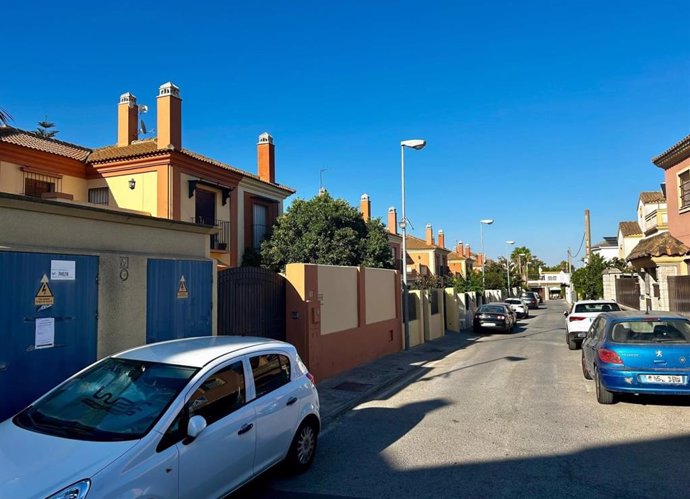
[
  {"left": 187, "top": 415, "right": 207, "bottom": 440},
  {"left": 563, "top": 311, "right": 569, "bottom": 317}
]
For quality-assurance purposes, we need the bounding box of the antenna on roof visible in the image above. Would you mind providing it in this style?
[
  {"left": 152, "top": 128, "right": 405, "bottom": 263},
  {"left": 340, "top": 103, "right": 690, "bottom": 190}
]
[{"left": 138, "top": 105, "right": 154, "bottom": 136}]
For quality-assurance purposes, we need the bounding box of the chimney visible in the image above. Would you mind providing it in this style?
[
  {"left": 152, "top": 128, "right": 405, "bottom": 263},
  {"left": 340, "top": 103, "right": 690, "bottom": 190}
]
[
  {"left": 438, "top": 230, "right": 445, "bottom": 249},
  {"left": 425, "top": 224, "right": 434, "bottom": 245},
  {"left": 457, "top": 241, "right": 463, "bottom": 255},
  {"left": 117, "top": 92, "right": 138, "bottom": 147},
  {"left": 156, "top": 82, "right": 182, "bottom": 150},
  {"left": 257, "top": 132, "right": 275, "bottom": 183},
  {"left": 388, "top": 207, "right": 398, "bottom": 235},
  {"left": 360, "top": 194, "right": 371, "bottom": 222},
  {"left": 477, "top": 253, "right": 484, "bottom": 267},
  {"left": 464, "top": 244, "right": 471, "bottom": 258}
]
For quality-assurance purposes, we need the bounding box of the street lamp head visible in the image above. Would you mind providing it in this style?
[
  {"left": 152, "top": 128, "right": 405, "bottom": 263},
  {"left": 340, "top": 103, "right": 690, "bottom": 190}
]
[
  {"left": 401, "top": 139, "right": 426, "bottom": 150},
  {"left": 480, "top": 219, "right": 494, "bottom": 225},
  {"left": 506, "top": 240, "right": 515, "bottom": 245}
]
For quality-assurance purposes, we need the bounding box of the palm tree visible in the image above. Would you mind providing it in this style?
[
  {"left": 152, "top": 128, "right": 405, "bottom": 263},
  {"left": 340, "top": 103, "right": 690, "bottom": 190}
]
[
  {"left": 0, "top": 108, "right": 12, "bottom": 126},
  {"left": 35, "top": 120, "right": 58, "bottom": 138}
]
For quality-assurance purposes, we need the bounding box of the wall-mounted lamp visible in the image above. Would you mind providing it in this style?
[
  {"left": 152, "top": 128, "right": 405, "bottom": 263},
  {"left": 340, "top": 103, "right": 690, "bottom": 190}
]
[{"left": 128, "top": 178, "right": 136, "bottom": 190}]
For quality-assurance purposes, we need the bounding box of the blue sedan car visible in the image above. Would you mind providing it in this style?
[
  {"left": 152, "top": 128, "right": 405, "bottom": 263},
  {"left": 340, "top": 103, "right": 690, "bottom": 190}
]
[{"left": 581, "top": 311, "right": 690, "bottom": 404}]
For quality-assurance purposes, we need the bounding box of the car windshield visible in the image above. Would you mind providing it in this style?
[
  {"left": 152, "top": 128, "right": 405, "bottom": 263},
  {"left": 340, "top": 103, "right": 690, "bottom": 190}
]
[
  {"left": 574, "top": 303, "right": 620, "bottom": 313},
  {"left": 610, "top": 320, "right": 690, "bottom": 344},
  {"left": 14, "top": 358, "right": 197, "bottom": 441},
  {"left": 505, "top": 299, "right": 520, "bottom": 304},
  {"left": 479, "top": 305, "right": 505, "bottom": 314},
  {"left": 521, "top": 294, "right": 534, "bottom": 300}
]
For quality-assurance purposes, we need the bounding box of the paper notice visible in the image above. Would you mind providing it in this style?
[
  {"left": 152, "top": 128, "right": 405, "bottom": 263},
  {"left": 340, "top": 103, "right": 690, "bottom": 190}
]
[
  {"left": 35, "top": 318, "right": 55, "bottom": 349},
  {"left": 51, "top": 260, "right": 76, "bottom": 280}
]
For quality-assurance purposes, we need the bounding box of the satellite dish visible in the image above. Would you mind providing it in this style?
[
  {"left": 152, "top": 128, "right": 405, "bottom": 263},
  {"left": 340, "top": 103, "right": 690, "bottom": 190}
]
[{"left": 139, "top": 105, "right": 149, "bottom": 114}]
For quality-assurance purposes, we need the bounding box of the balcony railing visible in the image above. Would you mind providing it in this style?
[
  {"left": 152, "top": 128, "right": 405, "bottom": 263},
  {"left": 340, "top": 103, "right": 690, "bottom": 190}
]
[
  {"left": 644, "top": 208, "right": 667, "bottom": 234},
  {"left": 192, "top": 217, "right": 230, "bottom": 251}
]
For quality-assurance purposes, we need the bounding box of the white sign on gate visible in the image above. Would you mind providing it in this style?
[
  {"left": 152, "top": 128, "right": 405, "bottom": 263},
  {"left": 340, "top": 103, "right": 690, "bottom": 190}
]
[{"left": 51, "top": 260, "right": 76, "bottom": 281}]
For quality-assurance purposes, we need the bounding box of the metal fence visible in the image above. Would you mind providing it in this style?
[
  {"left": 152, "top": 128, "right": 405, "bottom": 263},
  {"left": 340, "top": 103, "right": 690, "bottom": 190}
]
[{"left": 616, "top": 277, "right": 640, "bottom": 310}]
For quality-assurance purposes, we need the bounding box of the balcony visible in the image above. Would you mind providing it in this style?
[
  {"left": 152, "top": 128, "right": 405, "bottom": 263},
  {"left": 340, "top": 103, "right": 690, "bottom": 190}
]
[
  {"left": 644, "top": 208, "right": 668, "bottom": 235},
  {"left": 192, "top": 216, "right": 230, "bottom": 251}
]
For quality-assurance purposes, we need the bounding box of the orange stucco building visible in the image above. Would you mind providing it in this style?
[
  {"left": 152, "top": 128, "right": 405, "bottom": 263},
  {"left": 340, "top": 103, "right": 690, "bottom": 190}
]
[{"left": 0, "top": 82, "right": 294, "bottom": 267}]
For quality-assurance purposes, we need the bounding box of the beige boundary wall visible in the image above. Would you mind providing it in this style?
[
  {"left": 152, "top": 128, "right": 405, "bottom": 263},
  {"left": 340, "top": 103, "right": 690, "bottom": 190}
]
[
  {"left": 285, "top": 263, "right": 402, "bottom": 381},
  {"left": 0, "top": 193, "right": 215, "bottom": 358},
  {"left": 445, "top": 288, "right": 480, "bottom": 332}
]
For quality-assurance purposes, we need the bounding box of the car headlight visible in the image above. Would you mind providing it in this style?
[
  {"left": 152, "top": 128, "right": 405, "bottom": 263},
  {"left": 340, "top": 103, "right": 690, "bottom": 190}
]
[{"left": 47, "top": 479, "right": 91, "bottom": 499}]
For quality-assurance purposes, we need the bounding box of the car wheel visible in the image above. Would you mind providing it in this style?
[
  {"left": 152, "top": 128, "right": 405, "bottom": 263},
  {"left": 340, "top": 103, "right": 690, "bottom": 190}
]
[
  {"left": 568, "top": 336, "right": 577, "bottom": 350},
  {"left": 286, "top": 419, "right": 318, "bottom": 473},
  {"left": 581, "top": 353, "right": 592, "bottom": 380},
  {"left": 595, "top": 367, "right": 615, "bottom": 404}
]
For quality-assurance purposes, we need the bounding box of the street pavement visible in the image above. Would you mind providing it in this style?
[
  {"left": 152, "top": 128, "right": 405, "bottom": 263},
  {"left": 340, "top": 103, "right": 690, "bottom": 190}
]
[{"left": 232, "top": 300, "right": 690, "bottom": 498}]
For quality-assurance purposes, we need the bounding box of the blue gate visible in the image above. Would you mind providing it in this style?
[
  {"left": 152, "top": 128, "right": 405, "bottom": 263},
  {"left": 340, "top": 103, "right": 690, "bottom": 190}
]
[
  {"left": 147, "top": 259, "right": 213, "bottom": 343},
  {"left": 0, "top": 252, "right": 98, "bottom": 422}
]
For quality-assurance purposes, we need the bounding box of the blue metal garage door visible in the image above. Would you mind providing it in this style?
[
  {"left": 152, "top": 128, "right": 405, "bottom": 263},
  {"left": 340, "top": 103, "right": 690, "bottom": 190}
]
[
  {"left": 147, "top": 259, "right": 213, "bottom": 343},
  {"left": 0, "top": 252, "right": 98, "bottom": 422}
]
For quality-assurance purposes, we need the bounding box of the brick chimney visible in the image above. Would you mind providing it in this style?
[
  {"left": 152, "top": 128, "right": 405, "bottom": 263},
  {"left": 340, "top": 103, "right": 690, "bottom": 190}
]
[
  {"left": 157, "top": 82, "right": 182, "bottom": 150},
  {"left": 477, "top": 253, "right": 484, "bottom": 267},
  {"left": 425, "top": 224, "right": 434, "bottom": 245},
  {"left": 257, "top": 132, "right": 275, "bottom": 183},
  {"left": 117, "top": 92, "right": 138, "bottom": 147},
  {"left": 388, "top": 207, "right": 398, "bottom": 235},
  {"left": 438, "top": 230, "right": 445, "bottom": 249},
  {"left": 456, "top": 241, "right": 463, "bottom": 255},
  {"left": 464, "top": 244, "right": 471, "bottom": 258},
  {"left": 360, "top": 194, "right": 371, "bottom": 222}
]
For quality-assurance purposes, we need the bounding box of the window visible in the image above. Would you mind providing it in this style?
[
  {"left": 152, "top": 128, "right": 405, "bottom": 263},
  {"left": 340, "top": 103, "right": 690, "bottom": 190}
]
[
  {"left": 407, "top": 293, "right": 418, "bottom": 321},
  {"left": 250, "top": 354, "right": 290, "bottom": 398},
  {"left": 430, "top": 290, "right": 439, "bottom": 314},
  {"left": 679, "top": 170, "right": 690, "bottom": 210},
  {"left": 187, "top": 361, "right": 246, "bottom": 426},
  {"left": 253, "top": 204, "right": 268, "bottom": 249},
  {"left": 88, "top": 187, "right": 110, "bottom": 206},
  {"left": 25, "top": 178, "right": 55, "bottom": 198}
]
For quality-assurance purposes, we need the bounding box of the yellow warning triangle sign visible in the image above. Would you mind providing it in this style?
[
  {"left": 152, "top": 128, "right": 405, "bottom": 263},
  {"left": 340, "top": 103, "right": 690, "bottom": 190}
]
[
  {"left": 35, "top": 274, "right": 54, "bottom": 306},
  {"left": 177, "top": 275, "right": 189, "bottom": 299}
]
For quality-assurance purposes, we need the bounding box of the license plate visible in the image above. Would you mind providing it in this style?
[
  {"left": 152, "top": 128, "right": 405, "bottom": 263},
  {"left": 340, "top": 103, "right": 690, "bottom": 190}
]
[
  {"left": 639, "top": 375, "right": 687, "bottom": 385},
  {"left": 483, "top": 323, "right": 496, "bottom": 327},
  {"left": 577, "top": 333, "right": 586, "bottom": 338}
]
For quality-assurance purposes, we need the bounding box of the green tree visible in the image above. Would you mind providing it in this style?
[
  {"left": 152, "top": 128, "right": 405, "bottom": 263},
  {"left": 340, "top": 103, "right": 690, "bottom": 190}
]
[
  {"left": 35, "top": 119, "right": 58, "bottom": 138},
  {"left": 260, "top": 193, "right": 394, "bottom": 272},
  {"left": 607, "top": 257, "right": 633, "bottom": 273},
  {"left": 452, "top": 271, "right": 483, "bottom": 293},
  {"left": 571, "top": 253, "right": 607, "bottom": 299}
]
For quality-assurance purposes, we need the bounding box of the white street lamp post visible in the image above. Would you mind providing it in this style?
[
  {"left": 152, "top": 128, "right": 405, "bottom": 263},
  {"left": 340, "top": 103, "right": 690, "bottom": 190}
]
[
  {"left": 480, "top": 219, "right": 494, "bottom": 291},
  {"left": 400, "top": 139, "right": 426, "bottom": 350},
  {"left": 506, "top": 240, "right": 515, "bottom": 297}
]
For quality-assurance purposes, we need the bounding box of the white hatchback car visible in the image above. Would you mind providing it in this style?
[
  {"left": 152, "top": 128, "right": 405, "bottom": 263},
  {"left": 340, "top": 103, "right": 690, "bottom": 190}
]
[
  {"left": 0, "top": 336, "right": 320, "bottom": 499},
  {"left": 564, "top": 300, "right": 621, "bottom": 350}
]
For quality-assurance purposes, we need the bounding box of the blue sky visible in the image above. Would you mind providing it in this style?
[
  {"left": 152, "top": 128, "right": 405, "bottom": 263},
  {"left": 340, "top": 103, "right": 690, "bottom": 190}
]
[{"left": 3, "top": 1, "right": 689, "bottom": 265}]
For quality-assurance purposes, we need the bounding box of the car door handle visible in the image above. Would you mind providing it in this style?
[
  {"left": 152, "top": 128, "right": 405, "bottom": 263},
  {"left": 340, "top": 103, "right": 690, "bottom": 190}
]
[
  {"left": 238, "top": 423, "right": 254, "bottom": 435},
  {"left": 286, "top": 397, "right": 298, "bottom": 406}
]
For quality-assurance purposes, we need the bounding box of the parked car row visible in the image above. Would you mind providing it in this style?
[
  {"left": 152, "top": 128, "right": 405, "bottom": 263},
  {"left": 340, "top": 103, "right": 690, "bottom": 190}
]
[
  {"left": 565, "top": 300, "right": 690, "bottom": 405},
  {"left": 474, "top": 295, "right": 536, "bottom": 333}
]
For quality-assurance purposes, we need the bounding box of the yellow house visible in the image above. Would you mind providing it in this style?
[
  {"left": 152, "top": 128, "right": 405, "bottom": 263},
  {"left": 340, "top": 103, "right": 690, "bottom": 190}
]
[
  {"left": 0, "top": 82, "right": 294, "bottom": 267},
  {"left": 405, "top": 224, "right": 451, "bottom": 281}
]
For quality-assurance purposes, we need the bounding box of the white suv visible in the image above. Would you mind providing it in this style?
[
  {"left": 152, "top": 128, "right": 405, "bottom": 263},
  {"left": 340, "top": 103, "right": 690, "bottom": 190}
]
[
  {"left": 0, "top": 336, "right": 320, "bottom": 499},
  {"left": 564, "top": 300, "right": 621, "bottom": 350}
]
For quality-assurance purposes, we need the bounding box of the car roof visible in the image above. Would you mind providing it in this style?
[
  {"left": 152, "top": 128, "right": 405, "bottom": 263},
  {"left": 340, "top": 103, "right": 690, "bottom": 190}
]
[
  {"left": 114, "top": 336, "right": 289, "bottom": 368},
  {"left": 600, "top": 310, "right": 690, "bottom": 322},
  {"left": 573, "top": 300, "right": 617, "bottom": 305}
]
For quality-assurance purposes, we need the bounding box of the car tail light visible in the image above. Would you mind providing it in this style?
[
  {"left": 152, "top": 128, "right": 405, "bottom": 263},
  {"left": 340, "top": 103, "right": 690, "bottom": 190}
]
[
  {"left": 598, "top": 348, "right": 623, "bottom": 365},
  {"left": 306, "top": 372, "right": 316, "bottom": 385},
  {"left": 569, "top": 316, "right": 587, "bottom": 322}
]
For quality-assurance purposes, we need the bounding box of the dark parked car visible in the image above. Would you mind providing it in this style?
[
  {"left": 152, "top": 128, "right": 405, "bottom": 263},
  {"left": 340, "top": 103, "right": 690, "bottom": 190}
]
[
  {"left": 474, "top": 304, "right": 515, "bottom": 333},
  {"left": 581, "top": 311, "right": 690, "bottom": 404},
  {"left": 520, "top": 292, "right": 538, "bottom": 309}
]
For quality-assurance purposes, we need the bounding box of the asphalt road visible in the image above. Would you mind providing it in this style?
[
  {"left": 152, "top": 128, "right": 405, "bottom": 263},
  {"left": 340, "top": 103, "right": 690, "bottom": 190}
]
[{"left": 234, "top": 301, "right": 690, "bottom": 498}]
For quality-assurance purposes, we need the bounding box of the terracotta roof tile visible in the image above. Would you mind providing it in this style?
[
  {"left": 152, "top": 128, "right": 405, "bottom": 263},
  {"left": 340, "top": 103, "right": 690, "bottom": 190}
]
[
  {"left": 448, "top": 251, "right": 466, "bottom": 260},
  {"left": 619, "top": 221, "right": 642, "bottom": 237},
  {"left": 639, "top": 191, "right": 665, "bottom": 204},
  {"left": 652, "top": 133, "right": 690, "bottom": 169},
  {"left": 88, "top": 141, "right": 295, "bottom": 194},
  {"left": 405, "top": 235, "right": 450, "bottom": 252},
  {"left": 0, "top": 126, "right": 92, "bottom": 161},
  {"left": 627, "top": 232, "right": 690, "bottom": 261}
]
